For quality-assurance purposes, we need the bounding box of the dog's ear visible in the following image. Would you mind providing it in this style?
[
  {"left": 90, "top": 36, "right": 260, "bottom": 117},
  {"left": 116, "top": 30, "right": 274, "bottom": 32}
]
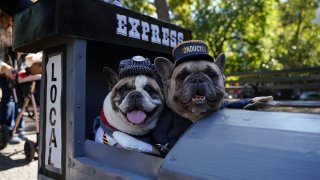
[
  {"left": 154, "top": 57, "right": 174, "bottom": 80},
  {"left": 215, "top": 53, "right": 226, "bottom": 72},
  {"left": 103, "top": 67, "right": 119, "bottom": 89}
]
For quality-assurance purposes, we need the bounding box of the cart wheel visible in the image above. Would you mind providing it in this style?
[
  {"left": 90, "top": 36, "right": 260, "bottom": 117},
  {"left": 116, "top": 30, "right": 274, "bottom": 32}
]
[
  {"left": 24, "top": 140, "right": 35, "bottom": 161},
  {"left": 0, "top": 125, "right": 10, "bottom": 150}
]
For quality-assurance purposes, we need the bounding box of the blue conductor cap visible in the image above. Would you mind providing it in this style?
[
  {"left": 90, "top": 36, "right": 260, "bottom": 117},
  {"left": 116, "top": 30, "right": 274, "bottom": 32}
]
[
  {"left": 173, "top": 40, "right": 214, "bottom": 67},
  {"left": 118, "top": 56, "right": 155, "bottom": 78}
]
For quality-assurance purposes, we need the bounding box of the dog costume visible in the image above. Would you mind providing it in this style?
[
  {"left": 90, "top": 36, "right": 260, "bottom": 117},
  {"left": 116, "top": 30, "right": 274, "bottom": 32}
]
[{"left": 94, "top": 56, "right": 163, "bottom": 155}]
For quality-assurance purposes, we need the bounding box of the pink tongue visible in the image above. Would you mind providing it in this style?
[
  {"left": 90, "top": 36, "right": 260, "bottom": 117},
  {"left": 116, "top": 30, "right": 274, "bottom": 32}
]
[{"left": 126, "top": 110, "right": 146, "bottom": 124}]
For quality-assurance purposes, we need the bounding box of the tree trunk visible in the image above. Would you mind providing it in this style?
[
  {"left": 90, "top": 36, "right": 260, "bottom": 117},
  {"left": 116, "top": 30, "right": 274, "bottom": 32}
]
[{"left": 154, "top": 0, "right": 170, "bottom": 22}]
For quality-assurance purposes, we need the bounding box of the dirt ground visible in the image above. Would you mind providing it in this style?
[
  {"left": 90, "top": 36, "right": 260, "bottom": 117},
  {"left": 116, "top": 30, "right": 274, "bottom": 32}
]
[{"left": 0, "top": 116, "right": 38, "bottom": 180}]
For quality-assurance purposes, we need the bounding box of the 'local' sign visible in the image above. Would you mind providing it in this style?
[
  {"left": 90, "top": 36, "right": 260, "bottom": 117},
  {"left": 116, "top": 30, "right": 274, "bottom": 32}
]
[{"left": 45, "top": 54, "right": 62, "bottom": 171}]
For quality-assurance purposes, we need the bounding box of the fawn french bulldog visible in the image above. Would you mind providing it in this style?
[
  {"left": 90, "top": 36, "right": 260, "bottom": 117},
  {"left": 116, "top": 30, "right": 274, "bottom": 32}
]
[{"left": 95, "top": 56, "right": 164, "bottom": 155}]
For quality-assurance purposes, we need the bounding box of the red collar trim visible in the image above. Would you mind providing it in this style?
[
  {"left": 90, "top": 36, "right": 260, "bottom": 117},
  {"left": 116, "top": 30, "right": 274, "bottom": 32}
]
[{"left": 100, "top": 109, "right": 117, "bottom": 131}]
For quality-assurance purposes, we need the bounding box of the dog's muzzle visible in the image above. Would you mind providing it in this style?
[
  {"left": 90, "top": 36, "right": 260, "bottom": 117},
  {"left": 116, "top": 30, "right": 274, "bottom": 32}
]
[{"left": 124, "top": 91, "right": 147, "bottom": 124}]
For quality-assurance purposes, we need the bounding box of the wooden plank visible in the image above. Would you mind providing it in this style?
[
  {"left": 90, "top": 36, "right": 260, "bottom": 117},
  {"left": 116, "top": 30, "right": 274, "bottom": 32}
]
[
  {"left": 13, "top": 0, "right": 191, "bottom": 53},
  {"left": 225, "top": 68, "right": 320, "bottom": 102},
  {"left": 161, "top": 109, "right": 320, "bottom": 180},
  {"left": 226, "top": 75, "right": 320, "bottom": 84},
  {"left": 259, "top": 83, "right": 320, "bottom": 90},
  {"left": 83, "top": 140, "right": 162, "bottom": 179},
  {"left": 226, "top": 83, "right": 320, "bottom": 90},
  {"left": 225, "top": 67, "right": 320, "bottom": 78},
  {"left": 226, "top": 86, "right": 244, "bottom": 89},
  {"left": 278, "top": 101, "right": 320, "bottom": 107}
]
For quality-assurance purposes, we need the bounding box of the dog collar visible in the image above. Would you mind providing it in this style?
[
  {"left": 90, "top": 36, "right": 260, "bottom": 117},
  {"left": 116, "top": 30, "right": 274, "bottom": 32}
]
[{"left": 100, "top": 109, "right": 117, "bottom": 137}]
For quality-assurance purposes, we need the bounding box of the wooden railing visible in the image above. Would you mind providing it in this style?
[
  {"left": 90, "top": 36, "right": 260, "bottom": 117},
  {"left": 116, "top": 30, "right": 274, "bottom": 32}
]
[{"left": 225, "top": 67, "right": 320, "bottom": 107}]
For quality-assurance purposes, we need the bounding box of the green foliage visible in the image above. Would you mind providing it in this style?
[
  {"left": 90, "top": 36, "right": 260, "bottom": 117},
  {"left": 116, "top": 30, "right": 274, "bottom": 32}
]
[
  {"left": 120, "top": 0, "right": 156, "bottom": 16},
  {"left": 270, "top": 0, "right": 320, "bottom": 69},
  {"left": 121, "top": 0, "right": 320, "bottom": 72}
]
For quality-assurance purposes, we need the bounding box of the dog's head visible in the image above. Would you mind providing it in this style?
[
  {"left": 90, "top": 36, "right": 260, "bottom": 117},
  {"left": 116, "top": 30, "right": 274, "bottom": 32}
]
[
  {"left": 102, "top": 57, "right": 164, "bottom": 136},
  {"left": 155, "top": 53, "right": 227, "bottom": 122}
]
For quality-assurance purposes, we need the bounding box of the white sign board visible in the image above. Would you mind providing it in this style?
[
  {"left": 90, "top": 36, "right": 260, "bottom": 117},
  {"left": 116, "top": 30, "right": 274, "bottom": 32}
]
[{"left": 45, "top": 54, "right": 62, "bottom": 171}]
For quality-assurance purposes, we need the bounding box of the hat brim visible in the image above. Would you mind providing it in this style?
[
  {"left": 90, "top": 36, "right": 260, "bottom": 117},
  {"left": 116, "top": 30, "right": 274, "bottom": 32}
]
[{"left": 174, "top": 54, "right": 214, "bottom": 67}]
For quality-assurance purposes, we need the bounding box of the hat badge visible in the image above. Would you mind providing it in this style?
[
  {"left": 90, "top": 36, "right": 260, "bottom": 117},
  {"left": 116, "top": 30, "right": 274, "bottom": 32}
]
[{"left": 132, "top": 56, "right": 145, "bottom": 62}]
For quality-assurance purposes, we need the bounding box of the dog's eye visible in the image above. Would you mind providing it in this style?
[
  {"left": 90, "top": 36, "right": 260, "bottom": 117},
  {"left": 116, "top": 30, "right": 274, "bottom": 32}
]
[
  {"left": 144, "top": 85, "right": 155, "bottom": 93},
  {"left": 204, "top": 66, "right": 218, "bottom": 78},
  {"left": 177, "top": 69, "right": 191, "bottom": 81},
  {"left": 209, "top": 71, "right": 216, "bottom": 77},
  {"left": 177, "top": 74, "right": 186, "bottom": 81},
  {"left": 118, "top": 85, "right": 130, "bottom": 96},
  {"left": 177, "top": 72, "right": 189, "bottom": 81},
  {"left": 119, "top": 88, "right": 127, "bottom": 95},
  {"left": 206, "top": 70, "right": 217, "bottom": 78}
]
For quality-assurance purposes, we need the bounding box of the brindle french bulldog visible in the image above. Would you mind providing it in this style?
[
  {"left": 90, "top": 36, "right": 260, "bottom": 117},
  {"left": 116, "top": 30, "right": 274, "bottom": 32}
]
[
  {"left": 152, "top": 40, "right": 275, "bottom": 156},
  {"left": 154, "top": 53, "right": 227, "bottom": 122},
  {"left": 94, "top": 56, "right": 164, "bottom": 155},
  {"left": 152, "top": 51, "right": 227, "bottom": 155}
]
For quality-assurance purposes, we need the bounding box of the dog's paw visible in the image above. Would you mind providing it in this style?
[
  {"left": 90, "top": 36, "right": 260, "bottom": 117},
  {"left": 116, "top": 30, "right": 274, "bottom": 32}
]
[
  {"left": 252, "top": 96, "right": 273, "bottom": 103},
  {"left": 244, "top": 96, "right": 281, "bottom": 110},
  {"left": 113, "top": 131, "right": 153, "bottom": 153}
]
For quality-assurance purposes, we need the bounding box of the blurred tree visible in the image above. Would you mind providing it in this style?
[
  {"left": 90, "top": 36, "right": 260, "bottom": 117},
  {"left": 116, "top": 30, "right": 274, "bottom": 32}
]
[
  {"left": 121, "top": 0, "right": 320, "bottom": 72},
  {"left": 121, "top": 0, "right": 156, "bottom": 16},
  {"left": 176, "top": 0, "right": 273, "bottom": 73},
  {"left": 121, "top": 0, "right": 170, "bottom": 21},
  {"left": 270, "top": 0, "right": 320, "bottom": 69}
]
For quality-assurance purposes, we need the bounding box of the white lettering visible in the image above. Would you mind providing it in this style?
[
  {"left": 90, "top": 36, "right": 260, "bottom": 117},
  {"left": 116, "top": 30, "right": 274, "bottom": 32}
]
[
  {"left": 128, "top": 17, "right": 140, "bottom": 39},
  {"left": 170, "top": 30, "right": 177, "bottom": 47},
  {"left": 162, "top": 27, "right": 170, "bottom": 46},
  {"left": 177, "top": 32, "right": 184, "bottom": 44},
  {"left": 116, "top": 14, "right": 127, "bottom": 36},
  {"left": 151, "top": 24, "right": 161, "bottom": 44},
  {"left": 141, "top": 21, "right": 150, "bottom": 41},
  {"left": 116, "top": 14, "right": 185, "bottom": 47}
]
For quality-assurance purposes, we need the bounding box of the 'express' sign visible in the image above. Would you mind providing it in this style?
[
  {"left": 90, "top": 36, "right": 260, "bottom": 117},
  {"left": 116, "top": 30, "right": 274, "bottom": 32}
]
[{"left": 116, "top": 14, "right": 184, "bottom": 48}]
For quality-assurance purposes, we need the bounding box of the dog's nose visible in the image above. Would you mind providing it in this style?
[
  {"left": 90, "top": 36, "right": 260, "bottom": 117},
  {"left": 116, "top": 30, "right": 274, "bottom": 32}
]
[
  {"left": 128, "top": 91, "right": 143, "bottom": 100},
  {"left": 189, "top": 75, "right": 205, "bottom": 83}
]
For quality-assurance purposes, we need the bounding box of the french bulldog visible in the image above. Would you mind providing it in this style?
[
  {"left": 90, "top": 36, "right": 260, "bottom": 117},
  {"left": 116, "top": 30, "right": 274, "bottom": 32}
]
[
  {"left": 155, "top": 53, "right": 227, "bottom": 122},
  {"left": 152, "top": 40, "right": 275, "bottom": 155},
  {"left": 152, "top": 51, "right": 227, "bottom": 155},
  {"left": 94, "top": 56, "right": 164, "bottom": 155}
]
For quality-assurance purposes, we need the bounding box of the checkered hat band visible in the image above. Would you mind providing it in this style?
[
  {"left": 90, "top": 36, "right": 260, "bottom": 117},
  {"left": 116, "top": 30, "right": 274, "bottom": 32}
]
[{"left": 118, "top": 58, "right": 155, "bottom": 78}]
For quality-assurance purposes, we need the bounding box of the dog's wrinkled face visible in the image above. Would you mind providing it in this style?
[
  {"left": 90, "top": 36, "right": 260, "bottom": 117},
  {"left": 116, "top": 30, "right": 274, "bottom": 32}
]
[
  {"left": 103, "top": 68, "right": 164, "bottom": 136},
  {"left": 155, "top": 54, "right": 227, "bottom": 122},
  {"left": 111, "top": 75, "right": 163, "bottom": 125}
]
